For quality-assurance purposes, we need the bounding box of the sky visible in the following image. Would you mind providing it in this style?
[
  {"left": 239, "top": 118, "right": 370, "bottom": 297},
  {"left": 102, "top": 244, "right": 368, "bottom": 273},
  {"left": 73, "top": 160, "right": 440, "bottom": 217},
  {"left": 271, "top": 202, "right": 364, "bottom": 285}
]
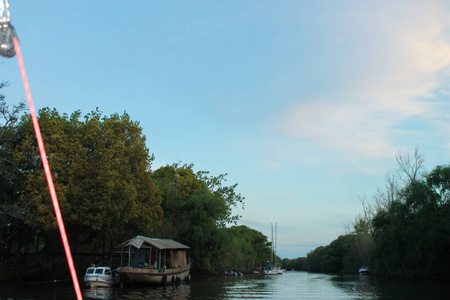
[{"left": 2, "top": 1, "right": 450, "bottom": 259}]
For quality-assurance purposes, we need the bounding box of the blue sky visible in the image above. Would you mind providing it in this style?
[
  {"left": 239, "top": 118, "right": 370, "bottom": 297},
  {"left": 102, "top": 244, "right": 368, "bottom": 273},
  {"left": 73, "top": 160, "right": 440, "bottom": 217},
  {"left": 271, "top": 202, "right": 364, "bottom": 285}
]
[{"left": 2, "top": 1, "right": 450, "bottom": 258}]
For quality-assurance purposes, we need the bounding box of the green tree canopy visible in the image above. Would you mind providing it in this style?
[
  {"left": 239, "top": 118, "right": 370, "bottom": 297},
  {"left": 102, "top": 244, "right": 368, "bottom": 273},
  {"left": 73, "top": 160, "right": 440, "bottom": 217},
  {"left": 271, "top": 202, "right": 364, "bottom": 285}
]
[
  {"left": 13, "top": 108, "right": 162, "bottom": 249},
  {"left": 222, "top": 225, "right": 271, "bottom": 268},
  {"left": 152, "top": 163, "right": 245, "bottom": 272},
  {"left": 0, "top": 82, "right": 27, "bottom": 265},
  {"left": 370, "top": 164, "right": 450, "bottom": 276}
]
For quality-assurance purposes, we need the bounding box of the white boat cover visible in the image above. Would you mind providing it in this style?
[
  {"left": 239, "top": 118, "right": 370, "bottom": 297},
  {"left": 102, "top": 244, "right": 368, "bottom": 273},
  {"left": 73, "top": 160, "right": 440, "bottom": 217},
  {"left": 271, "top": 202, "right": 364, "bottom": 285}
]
[{"left": 118, "top": 236, "right": 190, "bottom": 250}]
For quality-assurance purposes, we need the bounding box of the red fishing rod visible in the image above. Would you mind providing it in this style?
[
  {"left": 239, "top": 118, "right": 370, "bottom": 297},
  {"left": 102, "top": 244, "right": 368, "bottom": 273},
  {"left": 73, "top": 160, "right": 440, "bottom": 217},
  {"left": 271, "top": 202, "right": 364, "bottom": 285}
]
[{"left": 1, "top": 1, "right": 83, "bottom": 299}]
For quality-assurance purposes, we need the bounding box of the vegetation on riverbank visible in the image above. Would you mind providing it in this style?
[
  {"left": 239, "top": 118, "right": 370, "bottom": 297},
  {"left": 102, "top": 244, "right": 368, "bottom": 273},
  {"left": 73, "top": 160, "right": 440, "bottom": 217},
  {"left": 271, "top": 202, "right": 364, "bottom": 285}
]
[
  {"left": 284, "top": 148, "right": 450, "bottom": 277},
  {"left": 3, "top": 82, "right": 449, "bottom": 281},
  {"left": 0, "top": 84, "right": 272, "bottom": 282},
  {"left": 151, "top": 164, "right": 271, "bottom": 273}
]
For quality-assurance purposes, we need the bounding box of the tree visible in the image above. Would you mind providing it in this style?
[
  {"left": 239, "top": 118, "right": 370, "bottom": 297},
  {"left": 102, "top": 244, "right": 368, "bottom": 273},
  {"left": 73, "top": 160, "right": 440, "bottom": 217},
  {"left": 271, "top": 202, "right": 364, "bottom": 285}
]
[
  {"left": 370, "top": 164, "right": 450, "bottom": 276},
  {"left": 396, "top": 146, "right": 425, "bottom": 184},
  {"left": 222, "top": 225, "right": 271, "bottom": 269},
  {"left": 427, "top": 164, "right": 450, "bottom": 205},
  {"left": 152, "top": 164, "right": 245, "bottom": 272},
  {"left": 358, "top": 148, "right": 425, "bottom": 237},
  {"left": 9, "top": 107, "right": 162, "bottom": 275},
  {"left": 302, "top": 150, "right": 450, "bottom": 277},
  {"left": 0, "top": 81, "right": 26, "bottom": 191},
  {"left": 152, "top": 163, "right": 207, "bottom": 239},
  {"left": 0, "top": 81, "right": 26, "bottom": 143},
  {"left": 282, "top": 257, "right": 307, "bottom": 271},
  {"left": 152, "top": 164, "right": 244, "bottom": 238},
  {"left": 0, "top": 81, "right": 27, "bottom": 264}
]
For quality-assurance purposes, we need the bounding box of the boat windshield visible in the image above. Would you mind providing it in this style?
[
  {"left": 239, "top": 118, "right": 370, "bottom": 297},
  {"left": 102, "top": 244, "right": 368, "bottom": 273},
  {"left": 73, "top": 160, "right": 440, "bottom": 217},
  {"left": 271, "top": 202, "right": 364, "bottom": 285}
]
[
  {"left": 86, "top": 268, "right": 94, "bottom": 274},
  {"left": 95, "top": 268, "right": 104, "bottom": 274}
]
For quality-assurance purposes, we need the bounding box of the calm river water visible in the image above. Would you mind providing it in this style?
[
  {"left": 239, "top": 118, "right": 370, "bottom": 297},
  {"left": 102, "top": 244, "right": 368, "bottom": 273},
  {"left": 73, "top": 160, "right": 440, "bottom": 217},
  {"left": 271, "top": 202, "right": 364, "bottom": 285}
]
[{"left": 1, "top": 271, "right": 449, "bottom": 299}]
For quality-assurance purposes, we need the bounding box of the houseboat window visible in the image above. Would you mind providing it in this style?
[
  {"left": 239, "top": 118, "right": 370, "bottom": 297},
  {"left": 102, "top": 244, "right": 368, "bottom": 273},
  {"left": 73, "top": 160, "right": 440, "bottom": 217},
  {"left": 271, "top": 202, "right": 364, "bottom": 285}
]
[
  {"left": 95, "top": 269, "right": 104, "bottom": 274},
  {"left": 86, "top": 268, "right": 94, "bottom": 274}
]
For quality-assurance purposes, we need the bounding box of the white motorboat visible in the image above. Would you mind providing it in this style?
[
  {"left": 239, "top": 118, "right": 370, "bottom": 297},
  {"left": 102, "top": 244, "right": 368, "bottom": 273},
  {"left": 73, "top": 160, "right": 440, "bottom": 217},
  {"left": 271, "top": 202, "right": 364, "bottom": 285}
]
[
  {"left": 359, "top": 266, "right": 371, "bottom": 275},
  {"left": 83, "top": 266, "right": 119, "bottom": 288}
]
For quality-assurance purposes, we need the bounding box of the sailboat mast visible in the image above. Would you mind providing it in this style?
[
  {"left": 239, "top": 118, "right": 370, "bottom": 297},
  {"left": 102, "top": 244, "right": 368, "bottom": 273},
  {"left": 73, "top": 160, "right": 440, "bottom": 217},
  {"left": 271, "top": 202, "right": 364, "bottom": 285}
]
[
  {"left": 275, "top": 222, "right": 277, "bottom": 265},
  {"left": 271, "top": 223, "right": 274, "bottom": 262}
]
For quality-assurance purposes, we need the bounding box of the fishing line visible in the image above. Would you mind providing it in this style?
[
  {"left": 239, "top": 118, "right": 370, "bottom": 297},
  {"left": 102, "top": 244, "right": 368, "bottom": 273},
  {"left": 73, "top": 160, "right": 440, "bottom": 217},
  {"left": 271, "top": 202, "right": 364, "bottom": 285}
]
[
  {"left": 12, "top": 38, "right": 83, "bottom": 300},
  {"left": 1, "top": 0, "right": 83, "bottom": 298}
]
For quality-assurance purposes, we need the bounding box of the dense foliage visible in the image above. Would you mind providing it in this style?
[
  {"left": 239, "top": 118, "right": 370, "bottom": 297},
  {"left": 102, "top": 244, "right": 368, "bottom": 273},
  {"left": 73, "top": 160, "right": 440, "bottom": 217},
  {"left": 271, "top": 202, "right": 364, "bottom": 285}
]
[
  {"left": 370, "top": 167, "right": 450, "bottom": 276},
  {"left": 284, "top": 150, "right": 450, "bottom": 277},
  {"left": 222, "top": 225, "right": 272, "bottom": 270},
  {"left": 0, "top": 88, "right": 271, "bottom": 281},
  {"left": 1, "top": 103, "right": 163, "bottom": 280},
  {"left": 16, "top": 109, "right": 162, "bottom": 241},
  {"left": 151, "top": 164, "right": 266, "bottom": 273},
  {"left": 301, "top": 219, "right": 372, "bottom": 273},
  {"left": 282, "top": 256, "right": 306, "bottom": 271}
]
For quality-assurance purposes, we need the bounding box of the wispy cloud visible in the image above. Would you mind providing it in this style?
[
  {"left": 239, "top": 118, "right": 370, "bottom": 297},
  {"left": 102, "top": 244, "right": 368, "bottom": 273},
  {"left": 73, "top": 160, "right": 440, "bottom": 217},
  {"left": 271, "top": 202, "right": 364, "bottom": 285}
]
[{"left": 275, "top": 1, "right": 450, "bottom": 158}]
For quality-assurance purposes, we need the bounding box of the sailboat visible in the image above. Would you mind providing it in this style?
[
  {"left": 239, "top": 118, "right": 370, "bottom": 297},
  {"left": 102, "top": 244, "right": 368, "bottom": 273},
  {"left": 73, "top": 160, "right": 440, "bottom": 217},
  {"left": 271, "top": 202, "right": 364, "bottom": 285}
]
[{"left": 264, "top": 223, "right": 284, "bottom": 275}]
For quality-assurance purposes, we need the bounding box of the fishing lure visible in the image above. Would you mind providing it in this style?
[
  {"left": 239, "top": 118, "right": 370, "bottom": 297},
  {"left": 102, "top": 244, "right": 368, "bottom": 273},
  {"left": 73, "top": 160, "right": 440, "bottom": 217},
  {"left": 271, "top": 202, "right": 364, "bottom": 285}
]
[{"left": 0, "top": 0, "right": 17, "bottom": 57}]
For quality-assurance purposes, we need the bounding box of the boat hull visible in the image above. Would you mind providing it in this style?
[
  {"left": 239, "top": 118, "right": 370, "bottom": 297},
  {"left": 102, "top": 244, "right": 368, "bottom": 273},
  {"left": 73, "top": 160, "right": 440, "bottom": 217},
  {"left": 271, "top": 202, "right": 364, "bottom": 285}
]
[
  {"left": 84, "top": 275, "right": 117, "bottom": 288},
  {"left": 117, "top": 265, "right": 190, "bottom": 285},
  {"left": 225, "top": 271, "right": 242, "bottom": 276},
  {"left": 265, "top": 266, "right": 283, "bottom": 275},
  {"left": 359, "top": 267, "right": 371, "bottom": 275},
  {"left": 83, "top": 266, "right": 118, "bottom": 288}
]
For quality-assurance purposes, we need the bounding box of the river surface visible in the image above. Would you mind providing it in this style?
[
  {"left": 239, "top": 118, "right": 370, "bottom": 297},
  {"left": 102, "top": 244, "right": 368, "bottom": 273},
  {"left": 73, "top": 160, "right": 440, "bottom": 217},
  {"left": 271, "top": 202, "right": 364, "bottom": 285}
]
[{"left": 1, "top": 271, "right": 449, "bottom": 299}]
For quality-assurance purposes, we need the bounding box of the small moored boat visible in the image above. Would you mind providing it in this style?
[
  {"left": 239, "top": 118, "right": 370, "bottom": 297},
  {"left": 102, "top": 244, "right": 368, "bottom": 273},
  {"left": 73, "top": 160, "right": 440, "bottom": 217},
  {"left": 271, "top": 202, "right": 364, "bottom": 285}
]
[
  {"left": 83, "top": 266, "right": 119, "bottom": 288},
  {"left": 225, "top": 270, "right": 242, "bottom": 276},
  {"left": 359, "top": 266, "right": 371, "bottom": 274},
  {"left": 264, "top": 223, "right": 284, "bottom": 275},
  {"left": 264, "top": 266, "right": 283, "bottom": 275}
]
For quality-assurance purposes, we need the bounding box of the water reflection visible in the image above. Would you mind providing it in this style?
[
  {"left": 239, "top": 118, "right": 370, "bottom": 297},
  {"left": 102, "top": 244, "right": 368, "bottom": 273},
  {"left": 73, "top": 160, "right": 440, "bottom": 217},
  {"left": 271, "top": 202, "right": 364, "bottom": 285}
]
[
  {"left": 3, "top": 271, "right": 450, "bottom": 299},
  {"left": 84, "top": 287, "right": 114, "bottom": 300},
  {"left": 330, "top": 274, "right": 379, "bottom": 299},
  {"left": 375, "top": 276, "right": 450, "bottom": 300},
  {"left": 222, "top": 274, "right": 277, "bottom": 298},
  {"left": 83, "top": 284, "right": 191, "bottom": 300},
  {"left": 331, "top": 274, "right": 450, "bottom": 300},
  {"left": 0, "top": 282, "right": 77, "bottom": 300}
]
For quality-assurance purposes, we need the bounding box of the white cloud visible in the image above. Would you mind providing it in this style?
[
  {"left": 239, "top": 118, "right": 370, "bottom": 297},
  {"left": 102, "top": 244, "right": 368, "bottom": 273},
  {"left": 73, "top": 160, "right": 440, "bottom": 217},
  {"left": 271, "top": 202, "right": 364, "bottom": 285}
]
[
  {"left": 278, "top": 100, "right": 395, "bottom": 157},
  {"left": 275, "top": 1, "right": 450, "bottom": 158}
]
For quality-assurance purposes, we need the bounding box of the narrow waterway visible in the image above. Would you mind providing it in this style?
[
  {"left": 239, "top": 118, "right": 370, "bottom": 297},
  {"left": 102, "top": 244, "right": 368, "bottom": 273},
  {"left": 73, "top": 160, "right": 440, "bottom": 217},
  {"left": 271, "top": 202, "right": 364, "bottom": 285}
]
[{"left": 0, "top": 271, "right": 449, "bottom": 299}]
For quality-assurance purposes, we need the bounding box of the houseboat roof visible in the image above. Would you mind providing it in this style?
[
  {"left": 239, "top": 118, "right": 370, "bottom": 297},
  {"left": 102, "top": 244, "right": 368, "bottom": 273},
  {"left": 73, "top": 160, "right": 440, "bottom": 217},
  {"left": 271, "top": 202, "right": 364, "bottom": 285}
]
[{"left": 117, "top": 236, "right": 190, "bottom": 250}]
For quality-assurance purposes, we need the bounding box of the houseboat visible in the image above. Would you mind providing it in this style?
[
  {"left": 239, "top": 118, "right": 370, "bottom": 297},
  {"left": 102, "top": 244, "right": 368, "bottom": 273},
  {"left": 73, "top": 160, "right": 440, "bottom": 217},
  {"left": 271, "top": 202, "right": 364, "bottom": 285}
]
[{"left": 116, "top": 236, "right": 191, "bottom": 285}]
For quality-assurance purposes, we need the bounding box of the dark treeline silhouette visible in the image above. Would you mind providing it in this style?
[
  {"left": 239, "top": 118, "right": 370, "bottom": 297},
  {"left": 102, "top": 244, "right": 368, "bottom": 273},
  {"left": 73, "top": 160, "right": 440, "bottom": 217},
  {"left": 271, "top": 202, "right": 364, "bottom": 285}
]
[{"left": 284, "top": 148, "right": 450, "bottom": 277}]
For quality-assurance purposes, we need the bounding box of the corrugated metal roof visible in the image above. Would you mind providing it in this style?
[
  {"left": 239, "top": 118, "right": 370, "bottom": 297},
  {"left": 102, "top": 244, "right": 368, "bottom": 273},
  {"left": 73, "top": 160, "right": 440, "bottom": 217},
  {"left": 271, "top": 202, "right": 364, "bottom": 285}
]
[{"left": 117, "top": 236, "right": 190, "bottom": 250}]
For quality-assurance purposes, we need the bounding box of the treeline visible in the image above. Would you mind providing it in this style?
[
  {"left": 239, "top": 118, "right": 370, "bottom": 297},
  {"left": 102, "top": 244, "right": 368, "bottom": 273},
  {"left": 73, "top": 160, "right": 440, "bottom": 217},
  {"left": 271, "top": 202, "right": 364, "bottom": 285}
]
[
  {"left": 0, "top": 85, "right": 272, "bottom": 281},
  {"left": 151, "top": 164, "right": 271, "bottom": 273},
  {"left": 284, "top": 148, "right": 450, "bottom": 277}
]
